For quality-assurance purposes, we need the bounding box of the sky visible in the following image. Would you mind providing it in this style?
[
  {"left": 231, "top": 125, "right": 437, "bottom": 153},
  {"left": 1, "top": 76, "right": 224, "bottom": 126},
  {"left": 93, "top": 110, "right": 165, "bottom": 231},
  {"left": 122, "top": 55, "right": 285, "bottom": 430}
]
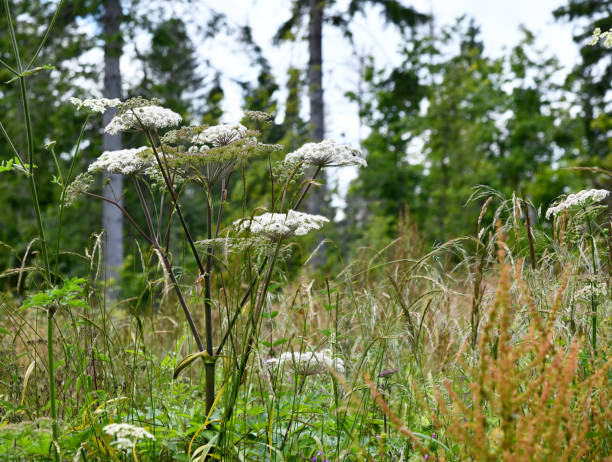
[
  {"left": 197, "top": 0, "right": 580, "bottom": 138},
  {"left": 179, "top": 0, "right": 582, "bottom": 204}
]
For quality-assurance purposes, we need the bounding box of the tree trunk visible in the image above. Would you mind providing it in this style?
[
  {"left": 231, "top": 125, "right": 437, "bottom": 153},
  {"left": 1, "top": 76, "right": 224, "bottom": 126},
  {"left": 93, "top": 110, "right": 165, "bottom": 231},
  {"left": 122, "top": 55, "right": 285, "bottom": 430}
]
[
  {"left": 306, "top": 0, "right": 326, "bottom": 217},
  {"left": 102, "top": 0, "right": 123, "bottom": 294},
  {"left": 308, "top": 0, "right": 324, "bottom": 142}
]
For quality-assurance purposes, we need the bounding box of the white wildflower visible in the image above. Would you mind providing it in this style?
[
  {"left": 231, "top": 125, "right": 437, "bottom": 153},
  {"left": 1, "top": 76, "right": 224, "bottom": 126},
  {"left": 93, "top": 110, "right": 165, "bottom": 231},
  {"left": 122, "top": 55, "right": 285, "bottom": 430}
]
[
  {"left": 105, "top": 105, "right": 182, "bottom": 134},
  {"left": 103, "top": 423, "right": 155, "bottom": 451},
  {"left": 114, "top": 438, "right": 135, "bottom": 451},
  {"left": 545, "top": 189, "right": 609, "bottom": 219},
  {"left": 88, "top": 147, "right": 154, "bottom": 175},
  {"left": 589, "top": 27, "right": 612, "bottom": 48},
  {"left": 192, "top": 123, "right": 248, "bottom": 147},
  {"left": 69, "top": 97, "right": 120, "bottom": 113},
  {"left": 265, "top": 349, "right": 344, "bottom": 376},
  {"left": 284, "top": 140, "right": 367, "bottom": 168},
  {"left": 234, "top": 210, "right": 329, "bottom": 239}
]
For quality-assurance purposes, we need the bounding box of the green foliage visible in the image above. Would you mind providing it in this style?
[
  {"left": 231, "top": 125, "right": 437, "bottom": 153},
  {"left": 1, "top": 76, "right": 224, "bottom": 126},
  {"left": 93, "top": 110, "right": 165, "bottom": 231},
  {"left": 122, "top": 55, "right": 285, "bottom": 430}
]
[
  {"left": 347, "top": 18, "right": 587, "bottom": 246},
  {"left": 132, "top": 17, "right": 203, "bottom": 119},
  {"left": 21, "top": 277, "right": 88, "bottom": 311},
  {"left": 0, "top": 156, "right": 35, "bottom": 175},
  {"left": 554, "top": 0, "right": 612, "bottom": 175}
]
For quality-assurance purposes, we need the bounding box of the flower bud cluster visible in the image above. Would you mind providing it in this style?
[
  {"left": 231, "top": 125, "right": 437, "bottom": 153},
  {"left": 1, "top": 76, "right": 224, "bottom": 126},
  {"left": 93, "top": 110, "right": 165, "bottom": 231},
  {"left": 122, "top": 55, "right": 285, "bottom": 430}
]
[{"left": 589, "top": 27, "right": 612, "bottom": 48}]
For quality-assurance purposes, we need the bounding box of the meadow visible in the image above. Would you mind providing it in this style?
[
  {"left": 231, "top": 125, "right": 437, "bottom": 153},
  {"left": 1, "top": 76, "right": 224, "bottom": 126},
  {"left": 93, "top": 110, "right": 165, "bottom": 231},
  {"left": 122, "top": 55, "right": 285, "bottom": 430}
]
[
  {"left": 1, "top": 100, "right": 611, "bottom": 460},
  {"left": 1, "top": 3, "right": 612, "bottom": 461}
]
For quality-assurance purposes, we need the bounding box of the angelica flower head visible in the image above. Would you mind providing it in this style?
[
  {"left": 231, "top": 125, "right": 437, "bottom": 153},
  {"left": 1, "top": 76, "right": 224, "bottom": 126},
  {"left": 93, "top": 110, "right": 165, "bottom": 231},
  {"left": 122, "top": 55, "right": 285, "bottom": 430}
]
[
  {"left": 161, "top": 126, "right": 196, "bottom": 145},
  {"left": 88, "top": 147, "right": 154, "bottom": 175},
  {"left": 545, "top": 189, "right": 609, "bottom": 220},
  {"left": 284, "top": 140, "right": 367, "bottom": 168},
  {"left": 192, "top": 123, "right": 248, "bottom": 147},
  {"left": 69, "top": 97, "right": 121, "bottom": 113},
  {"left": 265, "top": 349, "right": 344, "bottom": 376},
  {"left": 244, "top": 110, "right": 273, "bottom": 122},
  {"left": 103, "top": 423, "right": 155, "bottom": 451},
  {"left": 105, "top": 105, "right": 182, "bottom": 134},
  {"left": 64, "top": 172, "right": 94, "bottom": 206},
  {"left": 234, "top": 210, "right": 329, "bottom": 239}
]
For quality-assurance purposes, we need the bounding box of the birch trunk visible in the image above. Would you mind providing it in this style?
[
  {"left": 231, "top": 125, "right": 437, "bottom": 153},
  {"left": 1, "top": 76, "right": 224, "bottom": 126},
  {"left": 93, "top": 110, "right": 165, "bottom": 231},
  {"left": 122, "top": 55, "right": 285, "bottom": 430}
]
[{"left": 102, "top": 0, "right": 123, "bottom": 293}]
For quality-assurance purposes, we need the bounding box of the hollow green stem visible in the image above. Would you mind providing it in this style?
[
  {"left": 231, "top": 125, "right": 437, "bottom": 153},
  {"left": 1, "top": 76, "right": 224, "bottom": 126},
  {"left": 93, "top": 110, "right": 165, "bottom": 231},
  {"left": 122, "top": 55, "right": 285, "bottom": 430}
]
[
  {"left": 204, "top": 194, "right": 215, "bottom": 413},
  {"left": 143, "top": 128, "right": 205, "bottom": 275},
  {"left": 585, "top": 209, "right": 598, "bottom": 351},
  {"left": 4, "top": 0, "right": 52, "bottom": 285},
  {"left": 47, "top": 306, "right": 59, "bottom": 462},
  {"left": 54, "top": 115, "right": 90, "bottom": 279},
  {"left": 131, "top": 176, "right": 205, "bottom": 353}
]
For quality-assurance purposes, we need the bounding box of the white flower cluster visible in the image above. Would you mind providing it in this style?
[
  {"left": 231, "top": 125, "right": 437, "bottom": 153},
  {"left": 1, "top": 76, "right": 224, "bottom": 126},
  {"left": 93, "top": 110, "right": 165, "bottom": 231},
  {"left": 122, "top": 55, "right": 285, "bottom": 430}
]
[
  {"left": 88, "top": 147, "right": 154, "bottom": 175},
  {"left": 69, "top": 97, "right": 120, "bottom": 113},
  {"left": 589, "top": 27, "right": 612, "bottom": 48},
  {"left": 545, "top": 189, "right": 610, "bottom": 219},
  {"left": 192, "top": 123, "right": 248, "bottom": 147},
  {"left": 266, "top": 349, "right": 345, "bottom": 376},
  {"left": 103, "top": 423, "right": 155, "bottom": 451},
  {"left": 105, "top": 105, "right": 182, "bottom": 134},
  {"left": 234, "top": 210, "right": 329, "bottom": 239},
  {"left": 284, "top": 140, "right": 367, "bottom": 168}
]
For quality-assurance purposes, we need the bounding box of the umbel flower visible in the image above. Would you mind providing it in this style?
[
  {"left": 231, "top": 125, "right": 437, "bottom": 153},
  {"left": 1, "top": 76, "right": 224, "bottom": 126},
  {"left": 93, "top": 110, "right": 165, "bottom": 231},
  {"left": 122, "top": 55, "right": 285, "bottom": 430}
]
[
  {"left": 64, "top": 172, "right": 94, "bottom": 206},
  {"left": 265, "top": 349, "right": 345, "bottom": 376},
  {"left": 103, "top": 423, "right": 155, "bottom": 451},
  {"left": 284, "top": 139, "right": 367, "bottom": 168},
  {"left": 192, "top": 123, "right": 248, "bottom": 147},
  {"left": 234, "top": 210, "right": 329, "bottom": 239},
  {"left": 88, "top": 147, "right": 154, "bottom": 175},
  {"left": 69, "top": 97, "right": 120, "bottom": 113},
  {"left": 162, "top": 123, "right": 264, "bottom": 187},
  {"left": 105, "top": 105, "right": 182, "bottom": 134},
  {"left": 545, "top": 189, "right": 610, "bottom": 219}
]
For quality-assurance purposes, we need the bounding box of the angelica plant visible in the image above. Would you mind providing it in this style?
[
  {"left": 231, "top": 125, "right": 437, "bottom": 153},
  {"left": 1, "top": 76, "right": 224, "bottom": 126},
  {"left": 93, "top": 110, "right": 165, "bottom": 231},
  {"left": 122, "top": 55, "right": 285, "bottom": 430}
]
[
  {"left": 67, "top": 96, "right": 367, "bottom": 435},
  {"left": 547, "top": 188, "right": 611, "bottom": 351}
]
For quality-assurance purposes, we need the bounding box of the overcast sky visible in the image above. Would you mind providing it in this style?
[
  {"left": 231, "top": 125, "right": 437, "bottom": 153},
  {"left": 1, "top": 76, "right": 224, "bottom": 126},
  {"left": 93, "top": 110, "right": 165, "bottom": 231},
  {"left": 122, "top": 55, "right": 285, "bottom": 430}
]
[{"left": 196, "top": 0, "right": 579, "bottom": 138}]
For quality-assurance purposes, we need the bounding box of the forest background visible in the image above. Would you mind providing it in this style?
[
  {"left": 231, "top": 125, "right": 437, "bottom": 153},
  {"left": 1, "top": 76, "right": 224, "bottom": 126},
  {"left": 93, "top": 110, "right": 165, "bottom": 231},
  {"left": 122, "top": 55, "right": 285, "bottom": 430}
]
[{"left": 0, "top": 0, "right": 611, "bottom": 295}]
